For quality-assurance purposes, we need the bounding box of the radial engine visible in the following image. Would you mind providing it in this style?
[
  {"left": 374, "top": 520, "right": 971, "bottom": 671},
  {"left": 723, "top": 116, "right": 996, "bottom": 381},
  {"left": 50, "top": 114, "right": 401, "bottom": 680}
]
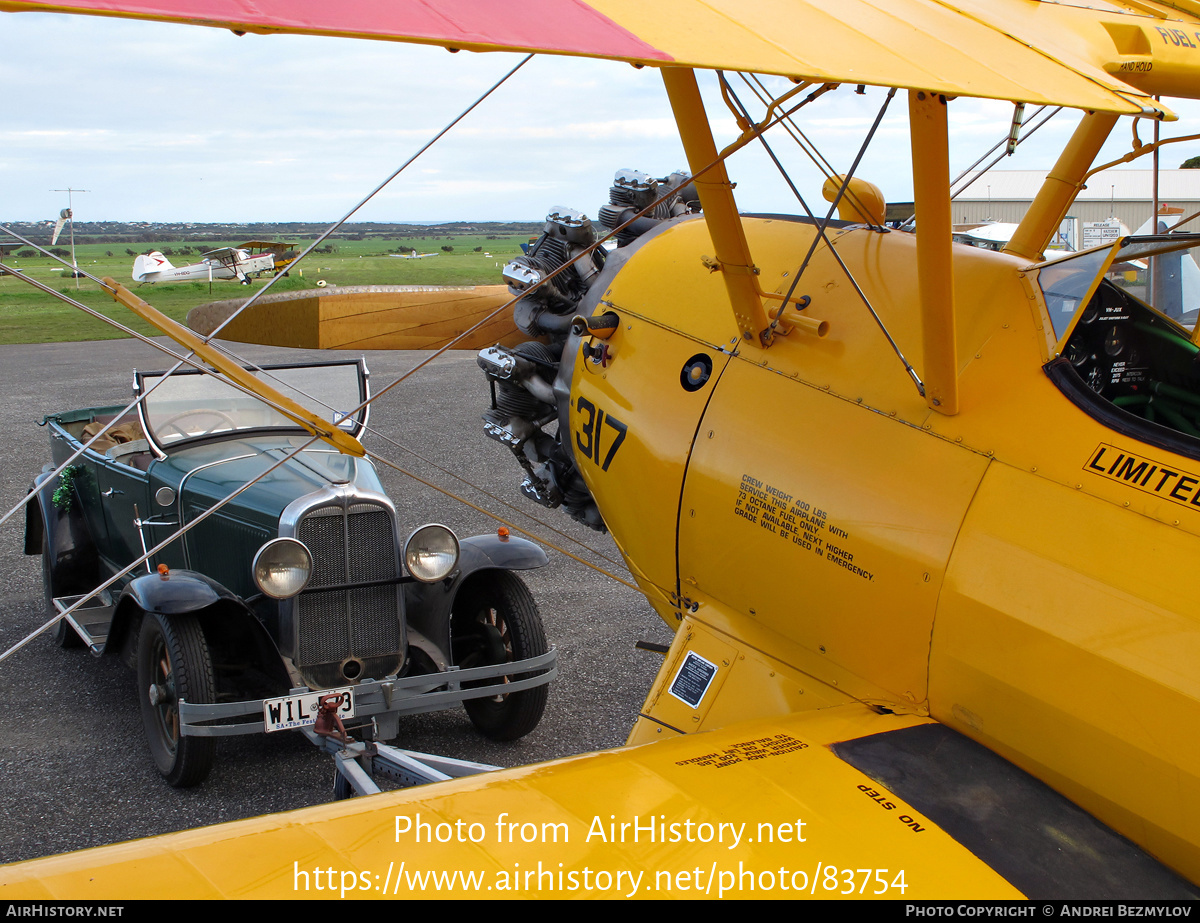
[{"left": 476, "top": 169, "right": 699, "bottom": 530}]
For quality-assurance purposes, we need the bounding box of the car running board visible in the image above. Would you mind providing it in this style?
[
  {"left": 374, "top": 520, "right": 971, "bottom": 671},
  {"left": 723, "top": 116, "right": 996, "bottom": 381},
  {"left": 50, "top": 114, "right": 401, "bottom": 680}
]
[{"left": 52, "top": 590, "right": 115, "bottom": 655}]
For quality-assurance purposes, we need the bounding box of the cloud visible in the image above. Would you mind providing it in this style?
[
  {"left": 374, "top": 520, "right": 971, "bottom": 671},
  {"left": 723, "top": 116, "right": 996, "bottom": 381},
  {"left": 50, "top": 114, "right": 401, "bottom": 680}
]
[{"left": 3, "top": 11, "right": 1199, "bottom": 222}]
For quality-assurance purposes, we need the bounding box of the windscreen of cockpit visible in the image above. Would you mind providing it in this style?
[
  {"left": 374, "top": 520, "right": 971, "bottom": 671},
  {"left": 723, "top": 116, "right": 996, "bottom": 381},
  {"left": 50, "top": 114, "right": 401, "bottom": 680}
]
[
  {"left": 1036, "top": 234, "right": 1200, "bottom": 445},
  {"left": 1041, "top": 234, "right": 1200, "bottom": 339},
  {"left": 1037, "top": 247, "right": 1114, "bottom": 340}
]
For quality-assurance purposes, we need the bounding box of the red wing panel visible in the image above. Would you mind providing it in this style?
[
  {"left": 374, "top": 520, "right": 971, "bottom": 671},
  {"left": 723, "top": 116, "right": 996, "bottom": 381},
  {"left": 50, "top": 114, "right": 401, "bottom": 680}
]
[{"left": 9, "top": 0, "right": 673, "bottom": 61}]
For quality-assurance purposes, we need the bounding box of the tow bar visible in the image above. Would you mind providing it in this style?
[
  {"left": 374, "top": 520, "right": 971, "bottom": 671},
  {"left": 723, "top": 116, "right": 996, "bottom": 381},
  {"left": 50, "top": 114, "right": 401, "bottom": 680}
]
[{"left": 307, "top": 693, "right": 499, "bottom": 799}]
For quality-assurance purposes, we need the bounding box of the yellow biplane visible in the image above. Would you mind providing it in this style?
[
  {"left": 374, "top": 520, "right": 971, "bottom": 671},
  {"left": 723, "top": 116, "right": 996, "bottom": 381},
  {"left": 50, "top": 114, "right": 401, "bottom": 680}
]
[{"left": 5, "top": 0, "right": 1200, "bottom": 901}]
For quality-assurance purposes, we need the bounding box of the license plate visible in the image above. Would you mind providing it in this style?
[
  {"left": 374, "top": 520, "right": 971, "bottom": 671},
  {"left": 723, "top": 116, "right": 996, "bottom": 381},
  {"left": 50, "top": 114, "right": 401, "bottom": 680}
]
[{"left": 263, "top": 687, "right": 354, "bottom": 733}]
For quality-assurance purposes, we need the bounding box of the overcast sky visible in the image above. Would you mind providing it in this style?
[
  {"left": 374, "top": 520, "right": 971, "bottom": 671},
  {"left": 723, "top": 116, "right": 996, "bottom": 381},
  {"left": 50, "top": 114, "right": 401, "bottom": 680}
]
[{"left": 3, "top": 11, "right": 1200, "bottom": 225}]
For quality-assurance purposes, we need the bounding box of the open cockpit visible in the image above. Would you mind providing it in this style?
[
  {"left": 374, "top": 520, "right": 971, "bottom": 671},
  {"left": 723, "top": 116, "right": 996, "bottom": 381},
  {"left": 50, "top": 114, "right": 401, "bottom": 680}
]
[{"left": 1038, "top": 234, "right": 1200, "bottom": 456}]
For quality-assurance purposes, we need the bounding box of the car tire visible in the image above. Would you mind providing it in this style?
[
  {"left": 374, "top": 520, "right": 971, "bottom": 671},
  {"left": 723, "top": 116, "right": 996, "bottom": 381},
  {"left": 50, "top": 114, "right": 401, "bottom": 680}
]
[
  {"left": 452, "top": 571, "right": 549, "bottom": 742},
  {"left": 332, "top": 770, "right": 357, "bottom": 801},
  {"left": 137, "top": 611, "right": 217, "bottom": 787},
  {"left": 41, "top": 531, "right": 83, "bottom": 649}
]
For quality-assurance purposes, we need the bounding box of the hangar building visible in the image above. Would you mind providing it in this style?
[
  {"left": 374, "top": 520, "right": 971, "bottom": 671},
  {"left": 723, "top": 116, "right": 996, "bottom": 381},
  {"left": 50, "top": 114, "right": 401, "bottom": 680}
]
[{"left": 951, "top": 169, "right": 1200, "bottom": 234}]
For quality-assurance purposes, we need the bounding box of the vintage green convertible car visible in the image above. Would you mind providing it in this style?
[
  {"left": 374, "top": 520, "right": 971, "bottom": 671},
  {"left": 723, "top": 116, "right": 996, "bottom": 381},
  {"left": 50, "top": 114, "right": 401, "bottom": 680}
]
[{"left": 25, "top": 359, "right": 556, "bottom": 787}]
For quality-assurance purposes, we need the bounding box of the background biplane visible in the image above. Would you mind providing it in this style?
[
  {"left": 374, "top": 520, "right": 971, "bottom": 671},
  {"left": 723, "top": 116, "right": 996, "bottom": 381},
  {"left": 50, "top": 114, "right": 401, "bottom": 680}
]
[{"left": 4, "top": 0, "right": 1200, "bottom": 901}]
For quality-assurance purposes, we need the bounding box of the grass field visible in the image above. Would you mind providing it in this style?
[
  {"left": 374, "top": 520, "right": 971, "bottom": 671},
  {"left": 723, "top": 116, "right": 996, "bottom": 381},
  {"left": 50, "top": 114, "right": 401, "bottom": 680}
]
[{"left": 0, "top": 234, "right": 530, "bottom": 344}]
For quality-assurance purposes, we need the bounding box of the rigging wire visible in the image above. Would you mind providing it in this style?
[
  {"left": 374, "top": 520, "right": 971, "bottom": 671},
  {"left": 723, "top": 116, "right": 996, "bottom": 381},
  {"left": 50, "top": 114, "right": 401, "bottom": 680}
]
[
  {"left": 203, "top": 85, "right": 852, "bottom": 584},
  {"left": 1, "top": 65, "right": 837, "bottom": 643},
  {"left": 0, "top": 55, "right": 540, "bottom": 656},
  {"left": 0, "top": 53, "right": 537, "bottom": 537},
  {"left": 0, "top": 145, "right": 731, "bottom": 608},
  {"left": 949, "top": 105, "right": 1060, "bottom": 199},
  {"left": 719, "top": 79, "right": 923, "bottom": 397},
  {"left": 734, "top": 74, "right": 882, "bottom": 233},
  {"left": 0, "top": 260, "right": 633, "bottom": 593},
  {"left": 894, "top": 104, "right": 1062, "bottom": 227},
  {"left": 0, "top": 93, "right": 766, "bottom": 637},
  {"left": 364, "top": 450, "right": 640, "bottom": 591},
  {"left": 125, "top": 85, "right": 843, "bottom": 577},
  {"left": 767, "top": 89, "right": 897, "bottom": 327}
]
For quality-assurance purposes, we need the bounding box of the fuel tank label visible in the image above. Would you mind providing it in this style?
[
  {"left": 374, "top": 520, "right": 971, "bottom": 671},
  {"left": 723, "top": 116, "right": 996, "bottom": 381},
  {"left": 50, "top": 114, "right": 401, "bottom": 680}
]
[{"left": 1085, "top": 443, "right": 1200, "bottom": 510}]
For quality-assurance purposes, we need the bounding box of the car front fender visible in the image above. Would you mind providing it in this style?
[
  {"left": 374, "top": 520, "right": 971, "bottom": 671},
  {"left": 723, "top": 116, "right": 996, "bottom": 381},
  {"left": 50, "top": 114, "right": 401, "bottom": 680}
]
[
  {"left": 459, "top": 533, "right": 549, "bottom": 572},
  {"left": 120, "top": 569, "right": 245, "bottom": 617},
  {"left": 109, "top": 573, "right": 283, "bottom": 684},
  {"left": 403, "top": 533, "right": 549, "bottom": 656}
]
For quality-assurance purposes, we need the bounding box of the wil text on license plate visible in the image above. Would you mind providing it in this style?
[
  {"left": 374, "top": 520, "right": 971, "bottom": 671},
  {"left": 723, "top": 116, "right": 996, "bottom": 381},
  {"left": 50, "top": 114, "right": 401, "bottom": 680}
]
[{"left": 263, "top": 687, "right": 354, "bottom": 732}]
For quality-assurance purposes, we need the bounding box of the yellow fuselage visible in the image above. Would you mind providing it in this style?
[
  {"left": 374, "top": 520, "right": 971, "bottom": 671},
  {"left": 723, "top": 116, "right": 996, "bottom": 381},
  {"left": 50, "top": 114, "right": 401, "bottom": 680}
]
[{"left": 570, "top": 215, "right": 1200, "bottom": 881}]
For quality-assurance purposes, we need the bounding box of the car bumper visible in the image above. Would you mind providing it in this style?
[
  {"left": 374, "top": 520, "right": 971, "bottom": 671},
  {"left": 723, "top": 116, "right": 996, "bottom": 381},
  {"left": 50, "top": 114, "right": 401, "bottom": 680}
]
[{"left": 177, "top": 648, "right": 558, "bottom": 737}]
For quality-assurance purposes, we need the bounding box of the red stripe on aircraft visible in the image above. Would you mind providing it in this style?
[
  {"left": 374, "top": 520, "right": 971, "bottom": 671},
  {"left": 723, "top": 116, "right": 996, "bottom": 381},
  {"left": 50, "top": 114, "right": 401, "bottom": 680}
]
[{"left": 14, "top": 0, "right": 672, "bottom": 61}]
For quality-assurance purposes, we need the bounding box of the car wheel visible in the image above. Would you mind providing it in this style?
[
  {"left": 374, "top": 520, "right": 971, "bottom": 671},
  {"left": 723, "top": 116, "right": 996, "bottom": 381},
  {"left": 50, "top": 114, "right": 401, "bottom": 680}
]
[
  {"left": 41, "top": 531, "right": 83, "bottom": 649},
  {"left": 137, "top": 611, "right": 216, "bottom": 787},
  {"left": 451, "top": 572, "right": 548, "bottom": 741}
]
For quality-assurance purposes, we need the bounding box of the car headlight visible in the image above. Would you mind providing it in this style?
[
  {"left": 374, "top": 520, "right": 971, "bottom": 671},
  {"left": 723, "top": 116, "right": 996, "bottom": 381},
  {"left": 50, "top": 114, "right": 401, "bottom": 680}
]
[
  {"left": 404, "top": 524, "right": 459, "bottom": 583},
  {"left": 253, "top": 538, "right": 312, "bottom": 598}
]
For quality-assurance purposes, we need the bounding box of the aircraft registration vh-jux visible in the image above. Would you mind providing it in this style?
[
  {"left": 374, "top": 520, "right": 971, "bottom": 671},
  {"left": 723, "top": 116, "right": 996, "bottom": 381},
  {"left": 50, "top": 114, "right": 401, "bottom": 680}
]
[{"left": 4, "top": 0, "right": 1200, "bottom": 902}]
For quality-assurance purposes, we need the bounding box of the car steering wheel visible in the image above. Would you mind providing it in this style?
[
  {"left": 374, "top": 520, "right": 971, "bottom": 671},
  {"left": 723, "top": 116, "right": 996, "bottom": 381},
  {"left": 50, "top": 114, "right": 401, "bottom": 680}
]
[{"left": 157, "top": 409, "right": 238, "bottom": 440}]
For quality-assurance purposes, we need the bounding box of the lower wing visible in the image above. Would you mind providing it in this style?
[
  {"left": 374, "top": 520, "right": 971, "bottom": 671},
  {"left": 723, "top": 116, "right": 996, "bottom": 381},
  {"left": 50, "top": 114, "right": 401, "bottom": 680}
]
[
  {"left": 186, "top": 284, "right": 526, "bottom": 350},
  {"left": 1, "top": 704, "right": 1191, "bottom": 899}
]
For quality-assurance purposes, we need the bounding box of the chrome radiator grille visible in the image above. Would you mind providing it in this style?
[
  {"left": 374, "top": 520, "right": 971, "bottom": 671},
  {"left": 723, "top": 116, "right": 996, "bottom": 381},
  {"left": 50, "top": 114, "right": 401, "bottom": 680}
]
[{"left": 294, "top": 503, "right": 401, "bottom": 674}]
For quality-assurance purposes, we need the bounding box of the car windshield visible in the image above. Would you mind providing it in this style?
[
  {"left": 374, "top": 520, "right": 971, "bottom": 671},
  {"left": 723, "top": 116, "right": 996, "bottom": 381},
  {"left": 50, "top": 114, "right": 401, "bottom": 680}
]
[{"left": 136, "top": 361, "right": 368, "bottom": 452}]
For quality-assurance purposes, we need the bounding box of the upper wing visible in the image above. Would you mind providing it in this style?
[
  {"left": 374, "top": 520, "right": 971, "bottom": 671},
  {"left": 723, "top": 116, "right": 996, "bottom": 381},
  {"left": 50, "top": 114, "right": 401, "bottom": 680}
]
[
  {"left": 1, "top": 0, "right": 1189, "bottom": 113},
  {"left": 200, "top": 247, "right": 239, "bottom": 260}
]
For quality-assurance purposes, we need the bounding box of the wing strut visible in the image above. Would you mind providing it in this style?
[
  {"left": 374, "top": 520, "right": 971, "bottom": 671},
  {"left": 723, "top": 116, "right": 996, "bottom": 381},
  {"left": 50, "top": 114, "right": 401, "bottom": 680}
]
[
  {"left": 103, "top": 278, "right": 366, "bottom": 457},
  {"left": 909, "top": 90, "right": 958, "bottom": 416},
  {"left": 1004, "top": 111, "right": 1119, "bottom": 262},
  {"left": 661, "top": 67, "right": 773, "bottom": 347}
]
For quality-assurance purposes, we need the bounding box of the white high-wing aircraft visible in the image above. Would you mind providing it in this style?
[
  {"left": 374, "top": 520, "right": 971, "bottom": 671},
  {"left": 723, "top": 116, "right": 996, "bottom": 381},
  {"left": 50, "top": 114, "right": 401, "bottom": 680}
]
[{"left": 132, "top": 247, "right": 273, "bottom": 284}]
